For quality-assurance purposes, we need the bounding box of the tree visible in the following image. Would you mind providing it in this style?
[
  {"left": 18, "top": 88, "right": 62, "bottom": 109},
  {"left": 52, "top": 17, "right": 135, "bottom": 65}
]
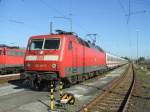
[{"left": 137, "top": 57, "right": 146, "bottom": 64}]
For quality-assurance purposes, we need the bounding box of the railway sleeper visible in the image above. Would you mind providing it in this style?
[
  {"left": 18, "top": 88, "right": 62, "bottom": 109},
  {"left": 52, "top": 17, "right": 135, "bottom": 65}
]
[{"left": 102, "top": 99, "right": 120, "bottom": 104}]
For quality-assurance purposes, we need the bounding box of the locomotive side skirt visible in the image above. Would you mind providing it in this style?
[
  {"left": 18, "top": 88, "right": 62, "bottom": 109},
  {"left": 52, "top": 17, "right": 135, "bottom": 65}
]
[
  {"left": 21, "top": 65, "right": 107, "bottom": 80},
  {"left": 0, "top": 64, "right": 4, "bottom": 69},
  {"left": 64, "top": 65, "right": 107, "bottom": 76}
]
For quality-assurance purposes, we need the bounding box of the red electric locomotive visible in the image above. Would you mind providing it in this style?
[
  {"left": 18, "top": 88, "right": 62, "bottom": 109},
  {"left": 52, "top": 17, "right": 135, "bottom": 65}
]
[
  {"left": 0, "top": 45, "right": 25, "bottom": 74},
  {"left": 21, "top": 30, "right": 107, "bottom": 89}
]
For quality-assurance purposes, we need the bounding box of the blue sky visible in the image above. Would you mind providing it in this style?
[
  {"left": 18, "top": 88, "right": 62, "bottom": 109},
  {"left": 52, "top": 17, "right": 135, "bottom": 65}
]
[{"left": 0, "top": 0, "right": 150, "bottom": 58}]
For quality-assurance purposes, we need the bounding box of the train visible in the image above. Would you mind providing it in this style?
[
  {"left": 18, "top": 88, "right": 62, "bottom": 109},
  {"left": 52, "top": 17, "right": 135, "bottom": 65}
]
[
  {"left": 0, "top": 44, "right": 25, "bottom": 74},
  {"left": 21, "top": 30, "right": 128, "bottom": 90}
]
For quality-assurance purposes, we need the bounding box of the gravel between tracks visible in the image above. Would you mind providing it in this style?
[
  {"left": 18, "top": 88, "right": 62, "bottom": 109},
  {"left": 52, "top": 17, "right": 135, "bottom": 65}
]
[
  {"left": 79, "top": 64, "right": 133, "bottom": 112},
  {"left": 126, "top": 66, "right": 150, "bottom": 112},
  {"left": 0, "top": 65, "right": 128, "bottom": 112}
]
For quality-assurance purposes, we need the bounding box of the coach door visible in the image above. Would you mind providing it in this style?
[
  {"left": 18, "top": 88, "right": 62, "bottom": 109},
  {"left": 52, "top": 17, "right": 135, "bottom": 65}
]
[{"left": 72, "top": 40, "right": 78, "bottom": 74}]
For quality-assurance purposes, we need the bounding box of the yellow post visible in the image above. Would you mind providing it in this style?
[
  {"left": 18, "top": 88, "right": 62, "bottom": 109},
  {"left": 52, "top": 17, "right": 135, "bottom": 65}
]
[
  {"left": 59, "top": 80, "right": 63, "bottom": 100},
  {"left": 50, "top": 81, "right": 55, "bottom": 111}
]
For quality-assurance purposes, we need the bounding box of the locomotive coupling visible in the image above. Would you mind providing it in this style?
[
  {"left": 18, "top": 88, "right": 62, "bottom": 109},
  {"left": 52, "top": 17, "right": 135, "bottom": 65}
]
[{"left": 20, "top": 71, "right": 58, "bottom": 80}]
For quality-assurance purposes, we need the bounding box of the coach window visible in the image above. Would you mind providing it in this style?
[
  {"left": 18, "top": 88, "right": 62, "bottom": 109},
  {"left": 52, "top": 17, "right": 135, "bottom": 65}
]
[
  {"left": 20, "top": 52, "right": 24, "bottom": 56},
  {"left": 15, "top": 51, "right": 19, "bottom": 56},
  {"left": 7, "top": 50, "right": 14, "bottom": 56},
  {"left": 68, "top": 41, "right": 72, "bottom": 50},
  {"left": 0, "top": 50, "right": 2, "bottom": 55},
  {"left": 16, "top": 51, "right": 22, "bottom": 56}
]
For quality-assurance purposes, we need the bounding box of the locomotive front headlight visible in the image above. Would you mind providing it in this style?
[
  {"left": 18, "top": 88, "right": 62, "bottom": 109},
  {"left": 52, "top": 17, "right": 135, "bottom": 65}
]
[{"left": 51, "top": 64, "right": 57, "bottom": 68}]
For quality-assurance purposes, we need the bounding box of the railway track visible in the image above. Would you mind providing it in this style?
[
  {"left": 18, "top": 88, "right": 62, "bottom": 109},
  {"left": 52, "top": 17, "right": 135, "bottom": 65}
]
[
  {"left": 0, "top": 65, "right": 123, "bottom": 86},
  {"left": 80, "top": 64, "right": 135, "bottom": 112},
  {"left": 0, "top": 65, "right": 128, "bottom": 112}
]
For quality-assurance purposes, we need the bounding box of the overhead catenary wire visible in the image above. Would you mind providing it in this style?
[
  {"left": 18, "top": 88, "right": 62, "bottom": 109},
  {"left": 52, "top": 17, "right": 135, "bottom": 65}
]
[
  {"left": 39, "top": 0, "right": 91, "bottom": 36},
  {"left": 0, "top": 16, "right": 24, "bottom": 24},
  {"left": 118, "top": 0, "right": 127, "bottom": 15},
  {"left": 0, "top": 0, "right": 91, "bottom": 37},
  {"left": 127, "top": 0, "right": 131, "bottom": 24},
  {"left": 0, "top": 1, "right": 40, "bottom": 32},
  {"left": 8, "top": 19, "right": 24, "bottom": 24},
  {"left": 117, "top": 0, "right": 132, "bottom": 58},
  {"left": 39, "top": 0, "right": 65, "bottom": 17},
  {"left": 135, "top": 0, "right": 150, "bottom": 4},
  {"left": 118, "top": 0, "right": 147, "bottom": 58},
  {"left": 0, "top": 15, "right": 40, "bottom": 34}
]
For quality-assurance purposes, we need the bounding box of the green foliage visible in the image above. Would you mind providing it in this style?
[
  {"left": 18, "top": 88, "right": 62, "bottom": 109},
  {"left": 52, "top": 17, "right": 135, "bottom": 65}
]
[{"left": 147, "top": 98, "right": 150, "bottom": 111}]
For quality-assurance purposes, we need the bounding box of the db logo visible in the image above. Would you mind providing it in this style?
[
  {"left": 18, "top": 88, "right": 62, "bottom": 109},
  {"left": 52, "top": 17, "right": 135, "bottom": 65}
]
[{"left": 39, "top": 51, "right": 43, "bottom": 54}]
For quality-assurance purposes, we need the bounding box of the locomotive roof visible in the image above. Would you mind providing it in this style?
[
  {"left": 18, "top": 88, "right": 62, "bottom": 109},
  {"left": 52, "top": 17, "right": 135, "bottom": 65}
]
[
  {"left": 56, "top": 30, "right": 105, "bottom": 52},
  {"left": 0, "top": 44, "right": 20, "bottom": 49},
  {"left": 76, "top": 37, "right": 104, "bottom": 52},
  {"left": 30, "top": 30, "right": 105, "bottom": 53}
]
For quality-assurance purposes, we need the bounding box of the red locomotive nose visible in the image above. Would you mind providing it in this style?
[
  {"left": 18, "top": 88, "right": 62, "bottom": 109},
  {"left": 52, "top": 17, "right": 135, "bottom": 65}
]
[
  {"left": 36, "top": 55, "right": 44, "bottom": 60},
  {"left": 24, "top": 35, "right": 62, "bottom": 74},
  {"left": 39, "top": 51, "right": 44, "bottom": 55}
]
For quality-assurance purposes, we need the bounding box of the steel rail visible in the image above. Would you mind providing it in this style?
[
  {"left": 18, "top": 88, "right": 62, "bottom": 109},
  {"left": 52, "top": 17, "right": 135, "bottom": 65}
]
[
  {"left": 79, "top": 63, "right": 134, "bottom": 112},
  {"left": 121, "top": 64, "right": 135, "bottom": 112}
]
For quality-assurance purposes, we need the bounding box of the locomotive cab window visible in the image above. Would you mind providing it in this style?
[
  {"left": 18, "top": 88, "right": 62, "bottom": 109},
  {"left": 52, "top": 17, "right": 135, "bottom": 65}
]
[
  {"left": 0, "top": 50, "right": 2, "bottom": 55},
  {"left": 30, "top": 39, "right": 44, "bottom": 50},
  {"left": 29, "top": 38, "right": 60, "bottom": 50},
  {"left": 44, "top": 39, "right": 60, "bottom": 50},
  {"left": 68, "top": 41, "right": 72, "bottom": 50}
]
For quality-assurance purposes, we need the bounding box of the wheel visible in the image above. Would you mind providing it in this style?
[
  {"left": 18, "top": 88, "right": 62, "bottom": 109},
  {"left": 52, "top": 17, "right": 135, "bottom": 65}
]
[
  {"left": 61, "top": 78, "right": 71, "bottom": 88},
  {"left": 77, "top": 75, "right": 83, "bottom": 82},
  {"left": 69, "top": 75, "right": 78, "bottom": 84}
]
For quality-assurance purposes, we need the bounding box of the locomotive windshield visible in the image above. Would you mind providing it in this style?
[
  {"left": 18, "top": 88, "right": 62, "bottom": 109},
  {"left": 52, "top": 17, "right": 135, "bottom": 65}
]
[
  {"left": 30, "top": 38, "right": 60, "bottom": 50},
  {"left": 44, "top": 39, "right": 60, "bottom": 49},
  {"left": 30, "top": 39, "right": 43, "bottom": 50}
]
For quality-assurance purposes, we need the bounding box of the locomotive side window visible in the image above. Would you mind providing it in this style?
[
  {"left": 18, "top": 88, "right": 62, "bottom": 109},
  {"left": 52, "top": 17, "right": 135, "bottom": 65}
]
[
  {"left": 7, "top": 49, "right": 24, "bottom": 56},
  {"left": 0, "top": 50, "right": 2, "bottom": 55},
  {"left": 30, "top": 39, "right": 44, "bottom": 50},
  {"left": 7, "top": 50, "right": 15, "bottom": 56},
  {"left": 16, "top": 51, "right": 24, "bottom": 56},
  {"left": 68, "top": 41, "right": 72, "bottom": 50},
  {"left": 0, "top": 50, "right": 3, "bottom": 55},
  {"left": 44, "top": 39, "right": 60, "bottom": 50}
]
